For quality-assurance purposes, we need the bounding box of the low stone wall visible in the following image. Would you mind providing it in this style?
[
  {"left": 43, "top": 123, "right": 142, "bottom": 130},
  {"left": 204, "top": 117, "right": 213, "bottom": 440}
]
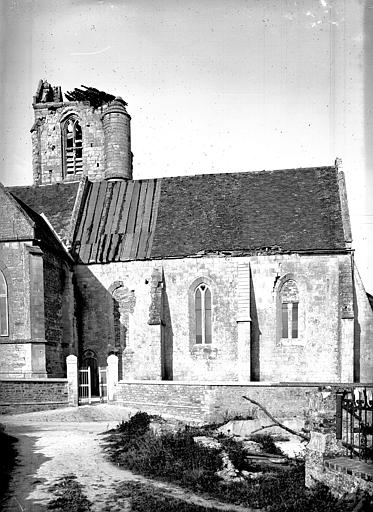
[
  {"left": 305, "top": 431, "right": 373, "bottom": 498},
  {"left": 0, "top": 378, "right": 69, "bottom": 414},
  {"left": 323, "top": 458, "right": 373, "bottom": 497},
  {"left": 115, "top": 381, "right": 347, "bottom": 425}
]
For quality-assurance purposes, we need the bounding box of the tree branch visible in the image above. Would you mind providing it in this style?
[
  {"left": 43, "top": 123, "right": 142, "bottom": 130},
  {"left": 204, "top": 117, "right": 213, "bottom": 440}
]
[
  {"left": 242, "top": 395, "right": 310, "bottom": 441},
  {"left": 250, "top": 424, "right": 277, "bottom": 435}
]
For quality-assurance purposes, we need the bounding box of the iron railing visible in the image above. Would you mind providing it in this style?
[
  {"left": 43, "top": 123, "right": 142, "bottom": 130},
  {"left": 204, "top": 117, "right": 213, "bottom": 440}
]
[{"left": 336, "top": 387, "right": 373, "bottom": 463}]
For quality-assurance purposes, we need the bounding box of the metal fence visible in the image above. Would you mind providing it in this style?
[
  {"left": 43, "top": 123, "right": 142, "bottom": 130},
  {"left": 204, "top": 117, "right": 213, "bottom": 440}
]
[
  {"left": 99, "top": 367, "right": 107, "bottom": 402},
  {"left": 336, "top": 387, "right": 373, "bottom": 463},
  {"left": 78, "top": 367, "right": 91, "bottom": 405}
]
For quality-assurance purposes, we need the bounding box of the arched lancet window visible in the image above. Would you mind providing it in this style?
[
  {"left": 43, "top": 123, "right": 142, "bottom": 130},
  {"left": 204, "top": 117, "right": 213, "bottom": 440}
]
[
  {"left": 62, "top": 116, "right": 83, "bottom": 177},
  {"left": 0, "top": 271, "right": 8, "bottom": 336},
  {"left": 195, "top": 283, "right": 212, "bottom": 344},
  {"left": 280, "top": 280, "right": 299, "bottom": 339}
]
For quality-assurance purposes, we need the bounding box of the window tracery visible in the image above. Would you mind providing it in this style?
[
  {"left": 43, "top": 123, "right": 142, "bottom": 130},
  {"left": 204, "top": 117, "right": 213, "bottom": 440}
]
[
  {"left": 195, "top": 283, "right": 212, "bottom": 344},
  {"left": 280, "top": 279, "right": 299, "bottom": 339}
]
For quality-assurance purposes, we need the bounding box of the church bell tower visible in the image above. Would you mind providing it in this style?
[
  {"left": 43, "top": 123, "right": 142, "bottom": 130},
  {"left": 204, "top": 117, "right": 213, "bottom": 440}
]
[{"left": 31, "top": 80, "right": 133, "bottom": 186}]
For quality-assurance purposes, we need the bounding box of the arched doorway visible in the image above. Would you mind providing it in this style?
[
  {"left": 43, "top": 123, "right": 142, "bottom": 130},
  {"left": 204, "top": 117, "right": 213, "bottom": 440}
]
[{"left": 82, "top": 349, "right": 99, "bottom": 397}]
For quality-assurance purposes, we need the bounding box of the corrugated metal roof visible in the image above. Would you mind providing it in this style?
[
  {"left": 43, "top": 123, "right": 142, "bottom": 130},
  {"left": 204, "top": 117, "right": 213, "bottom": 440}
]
[{"left": 73, "top": 179, "right": 160, "bottom": 263}]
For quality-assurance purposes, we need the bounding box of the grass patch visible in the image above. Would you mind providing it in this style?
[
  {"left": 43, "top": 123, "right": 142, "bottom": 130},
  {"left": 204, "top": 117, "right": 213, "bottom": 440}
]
[
  {"left": 48, "top": 474, "right": 92, "bottom": 511},
  {"left": 104, "top": 481, "right": 233, "bottom": 512},
  {"left": 103, "top": 412, "right": 365, "bottom": 512},
  {"left": 0, "top": 428, "right": 18, "bottom": 507},
  {"left": 106, "top": 422, "right": 222, "bottom": 492}
]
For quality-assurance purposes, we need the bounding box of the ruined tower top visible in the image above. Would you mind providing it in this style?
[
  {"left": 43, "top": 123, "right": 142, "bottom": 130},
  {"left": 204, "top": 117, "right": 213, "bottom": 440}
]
[{"left": 31, "top": 80, "right": 132, "bottom": 185}]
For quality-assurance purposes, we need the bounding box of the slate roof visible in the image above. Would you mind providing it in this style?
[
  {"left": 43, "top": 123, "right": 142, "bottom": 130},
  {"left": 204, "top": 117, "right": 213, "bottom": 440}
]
[
  {"left": 9, "top": 194, "right": 68, "bottom": 254},
  {"left": 151, "top": 166, "right": 347, "bottom": 258},
  {"left": 6, "top": 167, "right": 347, "bottom": 263},
  {"left": 7, "top": 182, "right": 80, "bottom": 246},
  {"left": 70, "top": 166, "right": 347, "bottom": 263}
]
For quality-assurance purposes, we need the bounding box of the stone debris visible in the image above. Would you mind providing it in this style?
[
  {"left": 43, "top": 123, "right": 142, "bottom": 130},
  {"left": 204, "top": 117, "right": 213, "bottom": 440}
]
[{"left": 242, "top": 440, "right": 262, "bottom": 453}]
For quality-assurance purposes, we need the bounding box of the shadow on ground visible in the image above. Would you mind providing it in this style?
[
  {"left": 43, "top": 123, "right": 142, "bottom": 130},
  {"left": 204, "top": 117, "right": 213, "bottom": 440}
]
[{"left": 0, "top": 424, "right": 52, "bottom": 512}]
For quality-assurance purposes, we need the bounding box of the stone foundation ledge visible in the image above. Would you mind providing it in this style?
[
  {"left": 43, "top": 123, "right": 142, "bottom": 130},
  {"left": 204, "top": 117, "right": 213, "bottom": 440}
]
[
  {"left": 117, "top": 380, "right": 373, "bottom": 387},
  {"left": 0, "top": 378, "right": 68, "bottom": 382},
  {"left": 325, "top": 458, "right": 373, "bottom": 482}
]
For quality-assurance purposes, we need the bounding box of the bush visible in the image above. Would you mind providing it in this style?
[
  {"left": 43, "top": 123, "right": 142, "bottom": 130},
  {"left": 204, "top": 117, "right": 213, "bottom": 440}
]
[
  {"left": 249, "top": 433, "right": 284, "bottom": 456},
  {"left": 107, "top": 427, "right": 222, "bottom": 489},
  {"left": 117, "top": 411, "right": 151, "bottom": 437}
]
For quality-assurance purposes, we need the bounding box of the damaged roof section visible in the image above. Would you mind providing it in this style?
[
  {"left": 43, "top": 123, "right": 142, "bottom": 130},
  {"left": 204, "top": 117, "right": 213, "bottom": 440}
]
[
  {"left": 72, "top": 179, "right": 161, "bottom": 263},
  {"left": 65, "top": 85, "right": 117, "bottom": 108},
  {"left": 71, "top": 166, "right": 347, "bottom": 264},
  {"left": 33, "top": 79, "right": 118, "bottom": 108}
]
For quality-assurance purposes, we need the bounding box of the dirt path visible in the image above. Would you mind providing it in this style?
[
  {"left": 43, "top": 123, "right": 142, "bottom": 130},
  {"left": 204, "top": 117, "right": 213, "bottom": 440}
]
[{"left": 1, "top": 405, "right": 257, "bottom": 512}]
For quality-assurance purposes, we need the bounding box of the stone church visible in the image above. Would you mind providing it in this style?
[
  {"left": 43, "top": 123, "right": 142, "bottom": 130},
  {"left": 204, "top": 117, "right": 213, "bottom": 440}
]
[{"left": 0, "top": 79, "right": 372, "bottom": 390}]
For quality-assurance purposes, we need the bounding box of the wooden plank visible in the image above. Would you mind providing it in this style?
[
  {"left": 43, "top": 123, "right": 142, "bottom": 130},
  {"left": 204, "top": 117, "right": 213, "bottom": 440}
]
[
  {"left": 74, "top": 182, "right": 92, "bottom": 243},
  {"left": 81, "top": 182, "right": 100, "bottom": 244},
  {"left": 143, "top": 179, "right": 155, "bottom": 232},
  {"left": 105, "top": 181, "right": 125, "bottom": 234},
  {"left": 97, "top": 182, "right": 113, "bottom": 237},
  {"left": 102, "top": 233, "right": 112, "bottom": 262},
  {"left": 135, "top": 180, "right": 148, "bottom": 232},
  {"left": 129, "top": 231, "right": 141, "bottom": 260},
  {"left": 89, "top": 241, "right": 99, "bottom": 263},
  {"left": 80, "top": 243, "right": 92, "bottom": 264},
  {"left": 108, "top": 234, "right": 120, "bottom": 261},
  {"left": 89, "top": 181, "right": 107, "bottom": 244},
  {"left": 137, "top": 179, "right": 155, "bottom": 258},
  {"left": 117, "top": 181, "right": 134, "bottom": 233},
  {"left": 120, "top": 234, "right": 133, "bottom": 261},
  {"left": 146, "top": 179, "right": 161, "bottom": 258},
  {"left": 125, "top": 180, "right": 141, "bottom": 234},
  {"left": 97, "top": 234, "right": 107, "bottom": 262}
]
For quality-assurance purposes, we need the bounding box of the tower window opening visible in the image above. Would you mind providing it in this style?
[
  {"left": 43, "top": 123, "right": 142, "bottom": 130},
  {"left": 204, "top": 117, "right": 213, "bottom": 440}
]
[{"left": 62, "top": 117, "right": 83, "bottom": 177}]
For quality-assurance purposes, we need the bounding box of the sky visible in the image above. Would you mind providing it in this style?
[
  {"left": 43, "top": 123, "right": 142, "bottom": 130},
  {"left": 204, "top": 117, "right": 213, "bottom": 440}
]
[{"left": 0, "top": 0, "right": 372, "bottom": 291}]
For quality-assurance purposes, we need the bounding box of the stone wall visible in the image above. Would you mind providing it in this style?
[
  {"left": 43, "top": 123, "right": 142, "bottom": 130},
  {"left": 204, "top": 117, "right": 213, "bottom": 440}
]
[
  {"left": 354, "top": 265, "right": 373, "bottom": 383},
  {"left": 0, "top": 236, "right": 76, "bottom": 378},
  {"left": 0, "top": 378, "right": 68, "bottom": 414},
  {"left": 114, "top": 381, "right": 344, "bottom": 424},
  {"left": 305, "top": 431, "right": 373, "bottom": 498},
  {"left": 43, "top": 250, "right": 77, "bottom": 377},
  {"left": 75, "top": 252, "right": 361, "bottom": 383},
  {"left": 0, "top": 241, "right": 33, "bottom": 377}
]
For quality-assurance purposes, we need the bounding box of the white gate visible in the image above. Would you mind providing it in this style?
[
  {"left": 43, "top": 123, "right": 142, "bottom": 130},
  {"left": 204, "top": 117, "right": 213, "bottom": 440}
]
[
  {"left": 78, "top": 367, "right": 91, "bottom": 404},
  {"left": 99, "top": 367, "right": 107, "bottom": 402}
]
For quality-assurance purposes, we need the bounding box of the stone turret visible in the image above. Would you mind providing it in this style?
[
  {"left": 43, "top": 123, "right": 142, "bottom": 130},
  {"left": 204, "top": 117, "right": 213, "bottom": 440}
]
[{"left": 102, "top": 97, "right": 133, "bottom": 181}]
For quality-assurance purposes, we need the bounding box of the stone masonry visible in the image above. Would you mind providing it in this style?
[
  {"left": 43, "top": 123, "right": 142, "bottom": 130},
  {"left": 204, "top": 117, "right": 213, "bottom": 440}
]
[{"left": 74, "top": 251, "right": 371, "bottom": 383}]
